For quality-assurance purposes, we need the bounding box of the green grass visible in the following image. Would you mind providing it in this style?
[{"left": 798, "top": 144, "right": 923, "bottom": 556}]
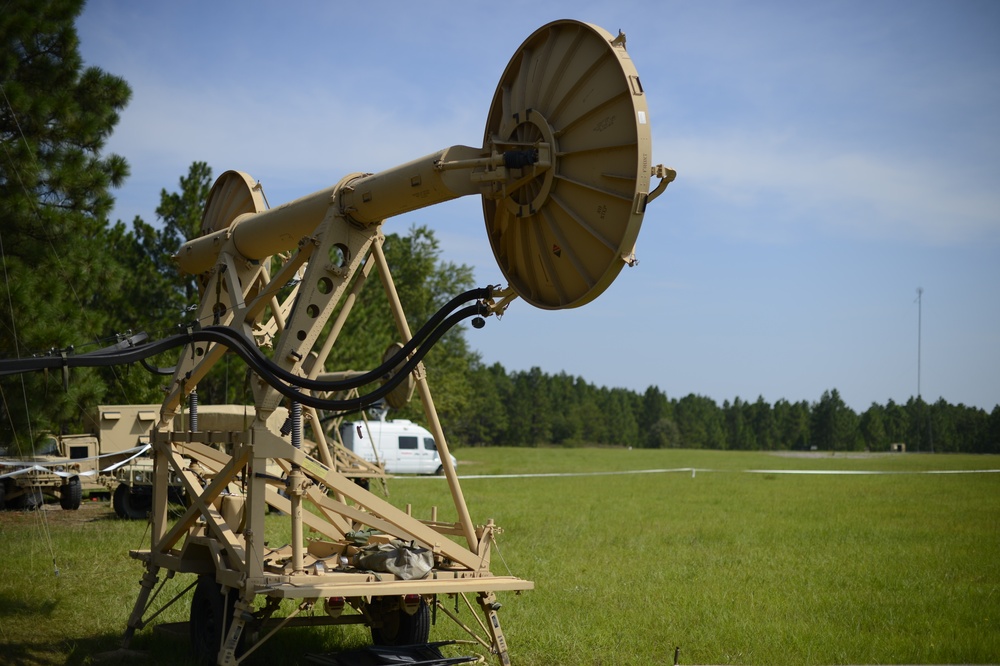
[{"left": 1, "top": 449, "right": 998, "bottom": 665}]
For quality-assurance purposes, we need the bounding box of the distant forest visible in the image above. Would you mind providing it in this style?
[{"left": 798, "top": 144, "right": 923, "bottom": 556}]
[{"left": 442, "top": 365, "right": 1000, "bottom": 454}]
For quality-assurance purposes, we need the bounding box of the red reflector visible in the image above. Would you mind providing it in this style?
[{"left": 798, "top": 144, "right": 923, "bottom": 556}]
[{"left": 324, "top": 596, "right": 346, "bottom": 619}]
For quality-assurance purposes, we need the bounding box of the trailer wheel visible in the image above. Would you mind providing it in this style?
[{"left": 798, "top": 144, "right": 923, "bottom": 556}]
[
  {"left": 112, "top": 484, "right": 149, "bottom": 520},
  {"left": 59, "top": 476, "right": 82, "bottom": 510},
  {"left": 190, "top": 576, "right": 242, "bottom": 665},
  {"left": 369, "top": 597, "right": 430, "bottom": 646}
]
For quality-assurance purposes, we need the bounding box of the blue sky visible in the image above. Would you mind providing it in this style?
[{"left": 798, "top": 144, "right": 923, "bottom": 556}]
[{"left": 76, "top": 1, "right": 1000, "bottom": 413}]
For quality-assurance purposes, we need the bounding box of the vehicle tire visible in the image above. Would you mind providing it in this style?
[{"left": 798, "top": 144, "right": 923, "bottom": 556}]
[
  {"left": 0, "top": 480, "right": 6, "bottom": 510},
  {"left": 190, "top": 576, "right": 242, "bottom": 665},
  {"left": 369, "top": 597, "right": 430, "bottom": 646},
  {"left": 59, "top": 476, "right": 82, "bottom": 510},
  {"left": 113, "top": 483, "right": 150, "bottom": 520},
  {"left": 11, "top": 486, "right": 43, "bottom": 510}
]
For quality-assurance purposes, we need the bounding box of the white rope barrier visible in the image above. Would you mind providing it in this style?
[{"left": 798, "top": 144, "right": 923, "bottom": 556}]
[
  {"left": 0, "top": 443, "right": 152, "bottom": 479},
  {"left": 404, "top": 466, "right": 1000, "bottom": 480}
]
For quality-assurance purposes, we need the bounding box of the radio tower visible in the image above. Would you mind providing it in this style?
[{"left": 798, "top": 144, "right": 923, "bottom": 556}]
[{"left": 916, "top": 287, "right": 923, "bottom": 400}]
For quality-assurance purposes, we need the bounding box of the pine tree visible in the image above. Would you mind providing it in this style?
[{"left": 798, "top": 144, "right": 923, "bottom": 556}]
[
  {"left": 1, "top": 0, "right": 131, "bottom": 449},
  {"left": 101, "top": 162, "right": 215, "bottom": 405}
]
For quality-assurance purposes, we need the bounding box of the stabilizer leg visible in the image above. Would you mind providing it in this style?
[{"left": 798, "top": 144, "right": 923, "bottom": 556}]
[
  {"left": 217, "top": 596, "right": 253, "bottom": 666},
  {"left": 122, "top": 565, "right": 161, "bottom": 647},
  {"left": 478, "top": 592, "right": 512, "bottom": 666}
]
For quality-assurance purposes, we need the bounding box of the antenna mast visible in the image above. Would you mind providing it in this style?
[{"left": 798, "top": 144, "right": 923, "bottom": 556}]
[{"left": 916, "top": 286, "right": 923, "bottom": 399}]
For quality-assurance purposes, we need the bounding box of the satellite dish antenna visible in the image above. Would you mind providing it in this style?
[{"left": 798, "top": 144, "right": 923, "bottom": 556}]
[
  {"left": 118, "top": 19, "right": 675, "bottom": 666},
  {"left": 0, "top": 21, "right": 676, "bottom": 666},
  {"left": 179, "top": 20, "right": 672, "bottom": 312},
  {"left": 482, "top": 20, "right": 656, "bottom": 309}
]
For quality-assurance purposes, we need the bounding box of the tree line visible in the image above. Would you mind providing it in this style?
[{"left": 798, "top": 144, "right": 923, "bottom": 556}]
[
  {"left": 2, "top": 1, "right": 998, "bottom": 455},
  {"left": 441, "top": 376, "right": 1000, "bottom": 453}
]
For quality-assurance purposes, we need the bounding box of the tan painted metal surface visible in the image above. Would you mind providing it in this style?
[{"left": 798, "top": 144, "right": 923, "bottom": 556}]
[
  {"left": 483, "top": 21, "right": 655, "bottom": 309},
  {"left": 122, "top": 19, "right": 673, "bottom": 666}
]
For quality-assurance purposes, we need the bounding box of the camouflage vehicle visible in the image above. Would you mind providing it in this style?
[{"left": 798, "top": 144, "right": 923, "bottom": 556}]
[{"left": 1, "top": 404, "right": 160, "bottom": 515}]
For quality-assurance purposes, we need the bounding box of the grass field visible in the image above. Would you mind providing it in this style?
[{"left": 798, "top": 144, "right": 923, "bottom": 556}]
[{"left": 1, "top": 448, "right": 997, "bottom": 665}]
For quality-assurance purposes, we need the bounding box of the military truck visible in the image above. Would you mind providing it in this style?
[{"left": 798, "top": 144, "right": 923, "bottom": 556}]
[
  {"left": 0, "top": 433, "right": 92, "bottom": 510},
  {"left": 0, "top": 404, "right": 162, "bottom": 515},
  {"left": 1, "top": 403, "right": 384, "bottom": 517}
]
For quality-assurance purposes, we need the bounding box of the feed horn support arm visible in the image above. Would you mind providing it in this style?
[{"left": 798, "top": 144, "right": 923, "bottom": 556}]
[{"left": 175, "top": 143, "right": 532, "bottom": 276}]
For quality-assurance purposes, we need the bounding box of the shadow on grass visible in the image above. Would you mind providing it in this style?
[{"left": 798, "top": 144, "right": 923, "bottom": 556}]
[
  {"left": 0, "top": 593, "right": 58, "bottom": 620},
  {"left": 0, "top": 641, "right": 65, "bottom": 666},
  {"left": 0, "top": 622, "right": 373, "bottom": 666},
  {"left": 0, "top": 615, "right": 187, "bottom": 666},
  {"left": 0, "top": 632, "right": 138, "bottom": 666},
  {"left": 0, "top": 579, "right": 372, "bottom": 665}
]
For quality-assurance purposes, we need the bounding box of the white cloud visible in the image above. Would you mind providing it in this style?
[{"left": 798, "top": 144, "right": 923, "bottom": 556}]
[
  {"left": 104, "top": 70, "right": 488, "bottom": 226},
  {"left": 666, "top": 131, "right": 1000, "bottom": 246}
]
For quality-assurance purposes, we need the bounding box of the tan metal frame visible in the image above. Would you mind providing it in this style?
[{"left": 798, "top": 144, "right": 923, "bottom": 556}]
[
  {"left": 122, "top": 195, "right": 531, "bottom": 663},
  {"left": 119, "top": 20, "right": 672, "bottom": 665}
]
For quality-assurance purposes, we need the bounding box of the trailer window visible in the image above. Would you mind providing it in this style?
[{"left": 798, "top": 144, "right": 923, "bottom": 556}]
[
  {"left": 399, "top": 436, "right": 418, "bottom": 450},
  {"left": 424, "top": 437, "right": 436, "bottom": 450}
]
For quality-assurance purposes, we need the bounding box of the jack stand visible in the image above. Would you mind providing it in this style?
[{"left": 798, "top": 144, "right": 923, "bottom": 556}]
[
  {"left": 478, "top": 592, "right": 511, "bottom": 666},
  {"left": 122, "top": 565, "right": 160, "bottom": 646},
  {"left": 218, "top": 595, "right": 253, "bottom": 666}
]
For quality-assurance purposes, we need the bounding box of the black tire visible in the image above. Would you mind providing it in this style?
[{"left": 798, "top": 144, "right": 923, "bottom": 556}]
[
  {"left": 59, "top": 476, "right": 82, "bottom": 510},
  {"left": 10, "top": 486, "right": 43, "bottom": 510},
  {"left": 369, "top": 597, "right": 430, "bottom": 646},
  {"left": 190, "top": 576, "right": 241, "bottom": 665},
  {"left": 113, "top": 483, "right": 150, "bottom": 520},
  {"left": 0, "top": 480, "right": 6, "bottom": 510}
]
